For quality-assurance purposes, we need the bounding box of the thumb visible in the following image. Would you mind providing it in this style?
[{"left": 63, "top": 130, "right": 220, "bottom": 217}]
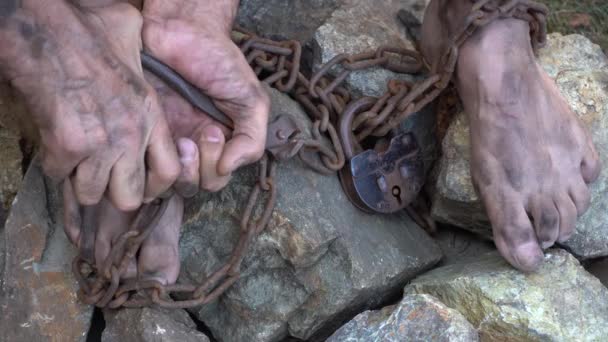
[{"left": 218, "top": 97, "right": 270, "bottom": 175}]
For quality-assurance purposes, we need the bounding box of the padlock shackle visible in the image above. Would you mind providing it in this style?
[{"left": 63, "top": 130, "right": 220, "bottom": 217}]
[{"left": 339, "top": 96, "right": 377, "bottom": 160}]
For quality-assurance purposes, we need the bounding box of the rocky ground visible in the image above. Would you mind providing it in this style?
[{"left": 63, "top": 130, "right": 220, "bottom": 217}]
[{"left": 2, "top": 0, "right": 608, "bottom": 341}]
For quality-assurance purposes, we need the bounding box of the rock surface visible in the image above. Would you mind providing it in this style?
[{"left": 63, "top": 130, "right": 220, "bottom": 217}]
[
  {"left": 178, "top": 89, "right": 441, "bottom": 342},
  {"left": 434, "top": 227, "right": 496, "bottom": 267},
  {"left": 103, "top": 307, "right": 209, "bottom": 342},
  {"left": 327, "top": 294, "right": 478, "bottom": 342},
  {"left": 311, "top": 0, "right": 417, "bottom": 98},
  {"left": 237, "top": 0, "right": 344, "bottom": 43},
  {"left": 0, "top": 161, "right": 93, "bottom": 342},
  {"left": 406, "top": 249, "right": 608, "bottom": 341},
  {"left": 431, "top": 33, "right": 608, "bottom": 258},
  {"left": 0, "top": 127, "right": 22, "bottom": 216}
]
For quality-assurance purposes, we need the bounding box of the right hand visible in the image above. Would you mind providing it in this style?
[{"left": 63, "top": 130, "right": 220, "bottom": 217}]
[{"left": 1, "top": 2, "right": 180, "bottom": 210}]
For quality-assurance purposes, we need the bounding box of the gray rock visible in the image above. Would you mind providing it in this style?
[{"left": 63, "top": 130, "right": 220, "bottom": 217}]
[
  {"left": 430, "top": 33, "right": 608, "bottom": 258},
  {"left": 405, "top": 249, "right": 608, "bottom": 341},
  {"left": 327, "top": 294, "right": 478, "bottom": 342},
  {"left": 237, "top": 0, "right": 344, "bottom": 43},
  {"left": 179, "top": 89, "right": 441, "bottom": 342},
  {"left": 434, "top": 227, "right": 496, "bottom": 267},
  {"left": 0, "top": 161, "right": 93, "bottom": 342},
  {"left": 311, "top": 0, "right": 418, "bottom": 98},
  {"left": 0, "top": 127, "right": 22, "bottom": 214},
  {"left": 103, "top": 307, "right": 209, "bottom": 342}
]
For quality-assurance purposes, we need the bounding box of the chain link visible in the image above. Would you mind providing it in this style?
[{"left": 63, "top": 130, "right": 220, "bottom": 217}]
[{"left": 72, "top": 0, "right": 547, "bottom": 309}]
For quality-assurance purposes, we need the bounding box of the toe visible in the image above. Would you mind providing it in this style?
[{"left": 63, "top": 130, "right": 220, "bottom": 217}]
[
  {"left": 531, "top": 196, "right": 560, "bottom": 249},
  {"left": 569, "top": 176, "right": 592, "bottom": 216},
  {"left": 555, "top": 193, "right": 578, "bottom": 243},
  {"left": 488, "top": 197, "right": 544, "bottom": 272},
  {"left": 581, "top": 140, "right": 601, "bottom": 184},
  {"left": 138, "top": 195, "right": 183, "bottom": 285}
]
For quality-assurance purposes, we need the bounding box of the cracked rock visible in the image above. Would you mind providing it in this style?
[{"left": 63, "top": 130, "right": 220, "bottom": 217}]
[
  {"left": 103, "top": 307, "right": 210, "bottom": 342},
  {"left": 430, "top": 33, "right": 608, "bottom": 259},
  {"left": 0, "top": 161, "right": 92, "bottom": 342},
  {"left": 405, "top": 249, "right": 608, "bottom": 341},
  {"left": 179, "top": 89, "right": 441, "bottom": 342},
  {"left": 327, "top": 293, "right": 478, "bottom": 342}
]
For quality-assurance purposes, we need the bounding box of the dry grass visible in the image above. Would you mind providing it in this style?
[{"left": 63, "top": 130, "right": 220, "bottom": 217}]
[{"left": 541, "top": 0, "right": 608, "bottom": 52}]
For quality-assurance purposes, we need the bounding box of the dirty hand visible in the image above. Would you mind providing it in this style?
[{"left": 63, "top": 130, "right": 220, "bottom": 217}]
[
  {"left": 0, "top": 1, "right": 181, "bottom": 210},
  {"left": 142, "top": 0, "right": 270, "bottom": 193}
]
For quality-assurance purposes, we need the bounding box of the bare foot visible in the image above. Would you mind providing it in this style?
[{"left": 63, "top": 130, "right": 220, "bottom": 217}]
[
  {"left": 455, "top": 19, "right": 601, "bottom": 271},
  {"left": 64, "top": 181, "right": 184, "bottom": 285}
]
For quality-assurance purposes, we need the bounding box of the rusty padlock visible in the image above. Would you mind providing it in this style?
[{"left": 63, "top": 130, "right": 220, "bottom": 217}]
[{"left": 338, "top": 97, "right": 424, "bottom": 214}]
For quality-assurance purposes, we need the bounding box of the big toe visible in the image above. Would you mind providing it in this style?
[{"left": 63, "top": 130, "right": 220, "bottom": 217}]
[
  {"left": 489, "top": 200, "right": 544, "bottom": 272},
  {"left": 137, "top": 195, "right": 183, "bottom": 285}
]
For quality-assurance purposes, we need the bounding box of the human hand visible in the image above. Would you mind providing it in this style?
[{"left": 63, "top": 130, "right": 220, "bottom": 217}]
[
  {"left": 0, "top": 1, "right": 180, "bottom": 210},
  {"left": 142, "top": 0, "right": 270, "bottom": 192}
]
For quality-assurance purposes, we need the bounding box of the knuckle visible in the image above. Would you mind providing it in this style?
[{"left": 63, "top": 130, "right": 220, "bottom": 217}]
[
  {"left": 156, "top": 163, "right": 181, "bottom": 184},
  {"left": 114, "top": 197, "right": 142, "bottom": 212}
]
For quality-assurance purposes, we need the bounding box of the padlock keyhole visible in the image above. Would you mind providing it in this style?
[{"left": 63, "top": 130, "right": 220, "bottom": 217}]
[{"left": 392, "top": 186, "right": 402, "bottom": 205}]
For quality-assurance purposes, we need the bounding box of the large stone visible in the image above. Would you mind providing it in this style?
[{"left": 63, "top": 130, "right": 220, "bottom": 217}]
[
  {"left": 327, "top": 293, "right": 478, "bottom": 342},
  {"left": 0, "top": 161, "right": 93, "bottom": 342},
  {"left": 179, "top": 89, "right": 441, "bottom": 342},
  {"left": 102, "top": 307, "right": 209, "bottom": 342},
  {"left": 430, "top": 33, "right": 608, "bottom": 258},
  {"left": 236, "top": 0, "right": 344, "bottom": 43},
  {"left": 311, "top": 0, "right": 418, "bottom": 98},
  {"left": 405, "top": 249, "right": 608, "bottom": 341}
]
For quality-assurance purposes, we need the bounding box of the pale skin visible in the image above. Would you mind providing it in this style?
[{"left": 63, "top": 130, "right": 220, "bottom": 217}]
[{"left": 0, "top": 0, "right": 599, "bottom": 285}]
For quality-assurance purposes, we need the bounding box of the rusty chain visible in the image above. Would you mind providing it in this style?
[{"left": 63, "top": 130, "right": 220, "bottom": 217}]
[{"left": 72, "top": 0, "right": 547, "bottom": 309}]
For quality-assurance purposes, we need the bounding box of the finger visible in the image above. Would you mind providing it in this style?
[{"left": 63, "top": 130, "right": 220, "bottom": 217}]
[
  {"left": 174, "top": 138, "right": 200, "bottom": 198},
  {"left": 138, "top": 195, "right": 183, "bottom": 285},
  {"left": 72, "top": 153, "right": 117, "bottom": 206},
  {"left": 108, "top": 152, "right": 146, "bottom": 211},
  {"left": 198, "top": 125, "right": 231, "bottom": 192},
  {"left": 62, "top": 181, "right": 82, "bottom": 246},
  {"left": 144, "top": 118, "right": 181, "bottom": 202},
  {"left": 555, "top": 193, "right": 578, "bottom": 243},
  {"left": 94, "top": 198, "right": 136, "bottom": 272},
  {"left": 218, "top": 88, "right": 270, "bottom": 175}
]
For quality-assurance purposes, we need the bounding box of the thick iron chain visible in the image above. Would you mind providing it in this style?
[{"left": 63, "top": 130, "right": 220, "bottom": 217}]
[{"left": 72, "top": 0, "right": 547, "bottom": 309}]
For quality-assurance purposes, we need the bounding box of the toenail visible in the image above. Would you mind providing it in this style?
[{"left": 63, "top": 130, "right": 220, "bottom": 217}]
[
  {"left": 512, "top": 242, "right": 543, "bottom": 272},
  {"left": 541, "top": 240, "right": 553, "bottom": 249}
]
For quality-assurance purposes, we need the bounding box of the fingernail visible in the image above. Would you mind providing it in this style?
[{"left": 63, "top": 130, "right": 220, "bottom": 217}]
[
  {"left": 202, "top": 125, "right": 223, "bottom": 144},
  {"left": 143, "top": 197, "right": 154, "bottom": 204}
]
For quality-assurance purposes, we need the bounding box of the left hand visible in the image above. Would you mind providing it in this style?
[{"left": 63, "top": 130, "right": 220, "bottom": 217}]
[{"left": 141, "top": 0, "right": 270, "bottom": 193}]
